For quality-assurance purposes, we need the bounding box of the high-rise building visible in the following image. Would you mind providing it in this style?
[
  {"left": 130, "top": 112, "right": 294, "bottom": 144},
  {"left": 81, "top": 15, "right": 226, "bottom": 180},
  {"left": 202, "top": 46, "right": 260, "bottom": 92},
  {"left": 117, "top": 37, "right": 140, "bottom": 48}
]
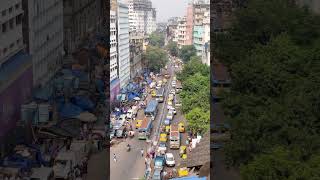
[
  {"left": 0, "top": 0, "right": 24, "bottom": 66},
  {"left": 23, "top": 0, "right": 64, "bottom": 86},
  {"left": 118, "top": 2, "right": 130, "bottom": 88},
  {"left": 177, "top": 17, "right": 187, "bottom": 48},
  {"left": 185, "top": 3, "right": 194, "bottom": 45},
  {"left": 128, "top": 0, "right": 156, "bottom": 35},
  {"left": 0, "top": 0, "right": 33, "bottom": 140},
  {"left": 202, "top": 11, "right": 210, "bottom": 65},
  {"left": 110, "top": 10, "right": 118, "bottom": 82},
  {"left": 63, "top": 0, "right": 104, "bottom": 55}
]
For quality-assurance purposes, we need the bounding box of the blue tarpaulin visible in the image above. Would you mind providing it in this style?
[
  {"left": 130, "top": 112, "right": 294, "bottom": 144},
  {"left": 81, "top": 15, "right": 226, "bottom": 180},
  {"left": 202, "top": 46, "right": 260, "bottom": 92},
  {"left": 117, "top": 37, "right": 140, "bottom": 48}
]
[
  {"left": 171, "top": 176, "right": 207, "bottom": 180},
  {"left": 71, "top": 96, "right": 95, "bottom": 111},
  {"left": 58, "top": 102, "right": 83, "bottom": 118}
]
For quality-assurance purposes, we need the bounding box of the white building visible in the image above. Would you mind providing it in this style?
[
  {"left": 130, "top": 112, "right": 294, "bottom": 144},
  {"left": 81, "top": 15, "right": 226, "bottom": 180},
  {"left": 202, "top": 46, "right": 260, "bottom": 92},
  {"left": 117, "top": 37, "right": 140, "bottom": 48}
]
[
  {"left": 177, "top": 17, "right": 187, "bottom": 48},
  {"left": 118, "top": 2, "right": 130, "bottom": 88},
  {"left": 24, "top": 0, "right": 64, "bottom": 86},
  {"left": 110, "top": 10, "right": 118, "bottom": 82},
  {"left": 0, "top": 0, "right": 24, "bottom": 66},
  {"left": 128, "top": 0, "right": 156, "bottom": 35},
  {"left": 202, "top": 11, "right": 210, "bottom": 65}
]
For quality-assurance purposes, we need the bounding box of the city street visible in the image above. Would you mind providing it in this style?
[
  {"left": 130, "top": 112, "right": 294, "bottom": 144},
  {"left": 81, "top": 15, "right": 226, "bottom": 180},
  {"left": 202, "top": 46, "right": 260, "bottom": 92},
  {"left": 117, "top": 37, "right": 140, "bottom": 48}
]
[{"left": 109, "top": 55, "right": 185, "bottom": 179}]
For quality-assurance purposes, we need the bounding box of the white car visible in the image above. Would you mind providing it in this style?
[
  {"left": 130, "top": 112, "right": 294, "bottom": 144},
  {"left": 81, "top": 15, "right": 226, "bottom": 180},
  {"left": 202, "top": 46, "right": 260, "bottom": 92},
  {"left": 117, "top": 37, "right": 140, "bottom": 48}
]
[
  {"left": 169, "top": 107, "right": 177, "bottom": 115},
  {"left": 170, "top": 89, "right": 176, "bottom": 95},
  {"left": 166, "top": 110, "right": 174, "bottom": 120},
  {"left": 165, "top": 153, "right": 175, "bottom": 167},
  {"left": 158, "top": 142, "right": 167, "bottom": 155}
]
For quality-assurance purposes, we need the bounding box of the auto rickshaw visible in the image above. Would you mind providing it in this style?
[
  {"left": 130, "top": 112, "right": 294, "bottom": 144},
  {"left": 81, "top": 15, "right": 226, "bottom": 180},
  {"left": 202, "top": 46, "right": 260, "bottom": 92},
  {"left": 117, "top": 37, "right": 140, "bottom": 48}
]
[
  {"left": 165, "top": 125, "right": 170, "bottom": 134},
  {"left": 178, "top": 167, "right": 188, "bottom": 177},
  {"left": 178, "top": 122, "right": 185, "bottom": 133},
  {"left": 179, "top": 145, "right": 187, "bottom": 156},
  {"left": 181, "top": 154, "right": 187, "bottom": 159}
]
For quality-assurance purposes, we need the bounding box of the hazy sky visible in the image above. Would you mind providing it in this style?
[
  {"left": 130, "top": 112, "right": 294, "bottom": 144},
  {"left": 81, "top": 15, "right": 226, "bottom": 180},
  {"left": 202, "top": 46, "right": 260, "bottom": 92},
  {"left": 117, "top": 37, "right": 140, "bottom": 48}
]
[{"left": 151, "top": 0, "right": 190, "bottom": 22}]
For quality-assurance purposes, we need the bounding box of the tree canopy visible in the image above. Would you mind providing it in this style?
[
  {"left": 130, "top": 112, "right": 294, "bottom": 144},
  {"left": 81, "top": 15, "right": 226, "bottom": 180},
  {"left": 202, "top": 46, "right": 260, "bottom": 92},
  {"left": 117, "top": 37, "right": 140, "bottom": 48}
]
[
  {"left": 166, "top": 41, "right": 179, "bottom": 57},
  {"left": 143, "top": 46, "right": 168, "bottom": 73},
  {"left": 179, "top": 45, "right": 197, "bottom": 63},
  {"left": 148, "top": 32, "right": 165, "bottom": 47},
  {"left": 178, "top": 57, "right": 210, "bottom": 135},
  {"left": 214, "top": 0, "right": 320, "bottom": 178}
]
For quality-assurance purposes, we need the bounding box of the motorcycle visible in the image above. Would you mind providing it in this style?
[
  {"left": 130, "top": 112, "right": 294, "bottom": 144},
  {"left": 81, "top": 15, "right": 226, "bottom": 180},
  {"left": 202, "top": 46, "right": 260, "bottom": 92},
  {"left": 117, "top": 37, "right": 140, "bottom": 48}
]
[{"left": 127, "top": 145, "right": 131, "bottom": 152}]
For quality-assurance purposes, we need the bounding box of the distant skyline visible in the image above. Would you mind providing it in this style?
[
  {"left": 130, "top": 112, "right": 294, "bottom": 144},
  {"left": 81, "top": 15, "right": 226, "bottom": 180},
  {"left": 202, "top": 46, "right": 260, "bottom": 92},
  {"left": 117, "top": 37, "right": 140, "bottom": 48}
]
[{"left": 151, "top": 0, "right": 190, "bottom": 22}]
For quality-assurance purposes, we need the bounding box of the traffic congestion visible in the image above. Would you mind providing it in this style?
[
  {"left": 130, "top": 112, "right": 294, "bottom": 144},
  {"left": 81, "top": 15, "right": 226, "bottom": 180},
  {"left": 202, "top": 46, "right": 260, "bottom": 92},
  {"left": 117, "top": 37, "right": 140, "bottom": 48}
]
[{"left": 110, "top": 54, "right": 203, "bottom": 180}]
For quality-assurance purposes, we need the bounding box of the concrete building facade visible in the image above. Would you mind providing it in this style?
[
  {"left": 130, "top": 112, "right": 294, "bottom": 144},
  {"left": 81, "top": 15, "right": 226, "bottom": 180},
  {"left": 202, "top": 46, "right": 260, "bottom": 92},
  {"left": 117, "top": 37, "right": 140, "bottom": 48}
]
[
  {"left": 185, "top": 3, "right": 194, "bottom": 45},
  {"left": 118, "top": 2, "right": 130, "bottom": 88},
  {"left": 193, "top": 25, "right": 204, "bottom": 56},
  {"left": 128, "top": 0, "right": 156, "bottom": 35},
  {"left": 110, "top": 10, "right": 118, "bottom": 82},
  {"left": 23, "top": 0, "right": 64, "bottom": 86},
  {"left": 0, "top": 0, "right": 24, "bottom": 66},
  {"left": 63, "top": 0, "right": 104, "bottom": 55},
  {"left": 177, "top": 17, "right": 187, "bottom": 48}
]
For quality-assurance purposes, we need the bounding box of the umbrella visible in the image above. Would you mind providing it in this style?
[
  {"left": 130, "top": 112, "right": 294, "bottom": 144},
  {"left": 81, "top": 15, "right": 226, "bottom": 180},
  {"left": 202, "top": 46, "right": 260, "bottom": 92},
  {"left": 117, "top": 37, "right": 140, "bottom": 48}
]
[
  {"left": 134, "top": 97, "right": 141, "bottom": 101},
  {"left": 76, "top": 112, "right": 97, "bottom": 122}
]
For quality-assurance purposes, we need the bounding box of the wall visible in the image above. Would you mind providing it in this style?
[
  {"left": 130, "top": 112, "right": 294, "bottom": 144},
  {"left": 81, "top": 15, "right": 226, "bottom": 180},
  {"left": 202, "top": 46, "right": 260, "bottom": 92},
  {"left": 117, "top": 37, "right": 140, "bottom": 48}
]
[{"left": 110, "top": 78, "right": 121, "bottom": 102}]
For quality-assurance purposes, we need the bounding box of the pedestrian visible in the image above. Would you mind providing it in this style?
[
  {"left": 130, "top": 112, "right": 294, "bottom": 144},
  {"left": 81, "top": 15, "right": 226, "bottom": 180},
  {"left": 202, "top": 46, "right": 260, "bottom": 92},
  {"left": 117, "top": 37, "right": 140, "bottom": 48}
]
[
  {"left": 113, "top": 153, "right": 117, "bottom": 162},
  {"left": 140, "top": 149, "right": 144, "bottom": 157}
]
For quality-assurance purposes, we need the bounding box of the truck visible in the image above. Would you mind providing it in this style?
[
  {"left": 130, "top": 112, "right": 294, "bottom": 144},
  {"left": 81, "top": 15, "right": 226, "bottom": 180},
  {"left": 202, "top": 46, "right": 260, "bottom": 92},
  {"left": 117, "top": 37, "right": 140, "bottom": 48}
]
[
  {"left": 138, "top": 117, "right": 153, "bottom": 140},
  {"left": 169, "top": 124, "right": 180, "bottom": 149},
  {"left": 144, "top": 99, "right": 158, "bottom": 117}
]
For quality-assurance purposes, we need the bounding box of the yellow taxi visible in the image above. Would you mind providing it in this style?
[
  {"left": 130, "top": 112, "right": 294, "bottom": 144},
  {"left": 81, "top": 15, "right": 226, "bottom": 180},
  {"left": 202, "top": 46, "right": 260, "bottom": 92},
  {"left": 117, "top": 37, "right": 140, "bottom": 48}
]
[
  {"left": 178, "top": 122, "right": 185, "bottom": 133},
  {"left": 180, "top": 145, "right": 187, "bottom": 156},
  {"left": 163, "top": 79, "right": 167, "bottom": 84},
  {"left": 168, "top": 94, "right": 174, "bottom": 101},
  {"left": 178, "top": 167, "right": 189, "bottom": 177},
  {"left": 135, "top": 119, "right": 143, "bottom": 129},
  {"left": 159, "top": 133, "right": 167, "bottom": 142},
  {"left": 181, "top": 154, "right": 187, "bottom": 159},
  {"left": 151, "top": 90, "right": 156, "bottom": 97}
]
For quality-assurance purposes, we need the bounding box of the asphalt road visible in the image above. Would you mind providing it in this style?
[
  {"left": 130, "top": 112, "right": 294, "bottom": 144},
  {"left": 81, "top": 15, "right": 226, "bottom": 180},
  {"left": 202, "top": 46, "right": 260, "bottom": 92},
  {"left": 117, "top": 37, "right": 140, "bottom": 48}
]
[{"left": 110, "top": 57, "right": 174, "bottom": 180}]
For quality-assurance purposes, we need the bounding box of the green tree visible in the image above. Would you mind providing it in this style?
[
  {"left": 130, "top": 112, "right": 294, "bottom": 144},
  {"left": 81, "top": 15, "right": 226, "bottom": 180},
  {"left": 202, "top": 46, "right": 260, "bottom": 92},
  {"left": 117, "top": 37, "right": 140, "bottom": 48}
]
[
  {"left": 148, "top": 32, "right": 165, "bottom": 47},
  {"left": 179, "top": 45, "right": 197, "bottom": 63},
  {"left": 166, "top": 41, "right": 178, "bottom": 57},
  {"left": 185, "top": 107, "right": 210, "bottom": 135},
  {"left": 177, "top": 56, "right": 209, "bottom": 82},
  {"left": 144, "top": 46, "right": 168, "bottom": 73}
]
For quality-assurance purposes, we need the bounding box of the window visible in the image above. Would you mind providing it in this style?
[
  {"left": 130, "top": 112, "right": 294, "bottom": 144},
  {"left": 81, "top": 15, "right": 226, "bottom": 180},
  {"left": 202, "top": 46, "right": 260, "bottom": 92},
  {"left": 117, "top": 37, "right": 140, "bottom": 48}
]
[
  {"left": 16, "top": 14, "right": 22, "bottom": 25},
  {"left": 2, "top": 10, "right": 6, "bottom": 16},
  {"left": 3, "top": 48, "right": 7, "bottom": 54},
  {"left": 10, "top": 43, "right": 14, "bottom": 49},
  {"left": 9, "top": 18, "right": 14, "bottom": 29},
  {"left": 15, "top": 3, "right": 20, "bottom": 9},
  {"left": 9, "top": 7, "right": 13, "bottom": 13},
  {"left": 17, "top": 39, "right": 21, "bottom": 44},
  {"left": 2, "top": 23, "right": 7, "bottom": 33}
]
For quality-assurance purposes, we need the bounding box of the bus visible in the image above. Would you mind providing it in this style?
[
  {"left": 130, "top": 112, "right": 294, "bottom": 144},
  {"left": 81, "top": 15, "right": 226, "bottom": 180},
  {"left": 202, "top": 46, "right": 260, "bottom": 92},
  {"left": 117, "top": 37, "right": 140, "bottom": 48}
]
[
  {"left": 145, "top": 99, "right": 158, "bottom": 117},
  {"left": 138, "top": 117, "right": 153, "bottom": 140},
  {"left": 156, "top": 87, "right": 165, "bottom": 103}
]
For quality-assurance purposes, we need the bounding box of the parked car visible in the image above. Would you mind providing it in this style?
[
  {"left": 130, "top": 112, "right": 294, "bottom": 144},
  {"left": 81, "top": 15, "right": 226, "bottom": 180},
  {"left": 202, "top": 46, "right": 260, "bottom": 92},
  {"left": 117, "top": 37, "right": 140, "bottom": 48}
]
[
  {"left": 159, "top": 133, "right": 167, "bottom": 142},
  {"left": 152, "top": 169, "right": 163, "bottom": 180},
  {"left": 165, "top": 153, "right": 175, "bottom": 167},
  {"left": 154, "top": 155, "right": 165, "bottom": 170},
  {"left": 166, "top": 110, "right": 174, "bottom": 120},
  {"left": 158, "top": 142, "right": 167, "bottom": 155},
  {"left": 164, "top": 118, "right": 170, "bottom": 126},
  {"left": 170, "top": 89, "right": 175, "bottom": 95},
  {"left": 169, "top": 107, "right": 176, "bottom": 115}
]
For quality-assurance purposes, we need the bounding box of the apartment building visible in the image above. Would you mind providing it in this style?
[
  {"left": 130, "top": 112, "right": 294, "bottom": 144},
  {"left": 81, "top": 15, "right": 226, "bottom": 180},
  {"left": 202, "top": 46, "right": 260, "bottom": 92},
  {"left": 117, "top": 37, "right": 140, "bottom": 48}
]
[
  {"left": 0, "top": 0, "right": 33, "bottom": 141},
  {"left": 23, "top": 0, "right": 64, "bottom": 86},
  {"left": 110, "top": 10, "right": 118, "bottom": 82},
  {"left": 186, "top": 3, "right": 194, "bottom": 45},
  {"left": 177, "top": 17, "right": 187, "bottom": 48},
  {"left": 0, "top": 0, "right": 24, "bottom": 66},
  {"left": 118, "top": 2, "right": 130, "bottom": 88}
]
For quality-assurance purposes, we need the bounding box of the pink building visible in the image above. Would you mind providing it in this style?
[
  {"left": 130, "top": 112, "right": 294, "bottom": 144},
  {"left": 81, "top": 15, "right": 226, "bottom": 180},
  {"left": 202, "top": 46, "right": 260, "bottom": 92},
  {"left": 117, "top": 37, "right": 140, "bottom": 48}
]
[{"left": 185, "top": 3, "right": 194, "bottom": 45}]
